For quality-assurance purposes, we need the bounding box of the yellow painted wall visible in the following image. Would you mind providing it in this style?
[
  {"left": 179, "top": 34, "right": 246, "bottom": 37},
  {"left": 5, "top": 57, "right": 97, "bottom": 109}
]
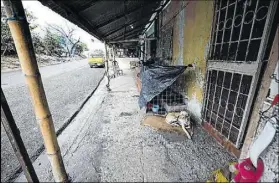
[
  {"left": 172, "top": 1, "right": 213, "bottom": 121},
  {"left": 173, "top": 1, "right": 213, "bottom": 103}
]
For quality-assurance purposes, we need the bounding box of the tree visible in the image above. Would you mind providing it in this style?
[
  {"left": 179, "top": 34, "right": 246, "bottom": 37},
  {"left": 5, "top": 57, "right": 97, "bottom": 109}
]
[
  {"left": 1, "top": 7, "right": 15, "bottom": 56},
  {"left": 1, "top": 8, "right": 89, "bottom": 58},
  {"left": 42, "top": 29, "right": 64, "bottom": 57},
  {"left": 1, "top": 8, "right": 41, "bottom": 56},
  {"left": 25, "top": 9, "right": 38, "bottom": 31},
  {"left": 31, "top": 32, "right": 45, "bottom": 54},
  {"left": 47, "top": 22, "right": 81, "bottom": 57},
  {"left": 75, "top": 42, "right": 88, "bottom": 56}
]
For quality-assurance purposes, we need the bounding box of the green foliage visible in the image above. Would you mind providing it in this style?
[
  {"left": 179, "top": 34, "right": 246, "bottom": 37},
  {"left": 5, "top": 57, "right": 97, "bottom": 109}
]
[
  {"left": 42, "top": 29, "right": 65, "bottom": 57},
  {"left": 75, "top": 42, "right": 89, "bottom": 56},
  {"left": 1, "top": 7, "right": 89, "bottom": 57},
  {"left": 25, "top": 9, "right": 38, "bottom": 31},
  {"left": 1, "top": 7, "right": 15, "bottom": 55},
  {"left": 1, "top": 8, "right": 39, "bottom": 55}
]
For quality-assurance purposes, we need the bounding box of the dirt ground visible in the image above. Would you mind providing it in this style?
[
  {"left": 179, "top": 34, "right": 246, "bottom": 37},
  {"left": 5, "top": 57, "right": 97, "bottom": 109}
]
[{"left": 1, "top": 54, "right": 84, "bottom": 72}]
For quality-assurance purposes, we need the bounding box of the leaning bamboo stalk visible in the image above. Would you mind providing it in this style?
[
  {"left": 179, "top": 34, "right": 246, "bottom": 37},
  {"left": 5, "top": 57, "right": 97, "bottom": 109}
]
[
  {"left": 1, "top": 88, "right": 39, "bottom": 182},
  {"left": 3, "top": 1, "right": 68, "bottom": 182}
]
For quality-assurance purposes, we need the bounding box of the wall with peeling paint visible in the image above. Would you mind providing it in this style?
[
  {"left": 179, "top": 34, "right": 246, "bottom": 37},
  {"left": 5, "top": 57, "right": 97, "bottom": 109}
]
[
  {"left": 172, "top": 2, "right": 185, "bottom": 66},
  {"left": 157, "top": 1, "right": 183, "bottom": 63},
  {"left": 172, "top": 1, "right": 214, "bottom": 123}
]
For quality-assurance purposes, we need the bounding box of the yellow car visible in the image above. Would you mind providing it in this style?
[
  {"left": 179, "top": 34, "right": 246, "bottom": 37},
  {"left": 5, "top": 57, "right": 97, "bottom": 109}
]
[{"left": 88, "top": 56, "right": 105, "bottom": 68}]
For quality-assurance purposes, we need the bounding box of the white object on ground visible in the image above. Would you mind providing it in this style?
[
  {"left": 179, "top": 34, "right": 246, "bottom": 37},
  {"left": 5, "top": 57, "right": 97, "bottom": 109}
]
[
  {"left": 165, "top": 113, "right": 178, "bottom": 124},
  {"left": 165, "top": 111, "right": 192, "bottom": 139},
  {"left": 249, "top": 117, "right": 277, "bottom": 167},
  {"left": 182, "top": 124, "right": 191, "bottom": 139}
]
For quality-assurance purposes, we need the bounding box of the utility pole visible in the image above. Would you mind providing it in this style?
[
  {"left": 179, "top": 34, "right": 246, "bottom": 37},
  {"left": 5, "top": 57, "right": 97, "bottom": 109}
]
[{"left": 3, "top": 1, "right": 68, "bottom": 182}]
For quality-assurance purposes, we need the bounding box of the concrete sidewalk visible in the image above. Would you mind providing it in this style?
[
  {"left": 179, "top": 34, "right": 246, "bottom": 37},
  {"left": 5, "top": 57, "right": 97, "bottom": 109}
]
[{"left": 16, "top": 58, "right": 235, "bottom": 182}]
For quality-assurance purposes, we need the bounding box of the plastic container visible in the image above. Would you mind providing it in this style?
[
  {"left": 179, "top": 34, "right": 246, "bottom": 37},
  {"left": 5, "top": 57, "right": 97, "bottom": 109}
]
[{"left": 152, "top": 104, "right": 160, "bottom": 113}]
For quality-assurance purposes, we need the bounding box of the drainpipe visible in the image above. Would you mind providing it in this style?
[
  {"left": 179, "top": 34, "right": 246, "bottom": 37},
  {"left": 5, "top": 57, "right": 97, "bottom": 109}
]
[{"left": 3, "top": 1, "right": 68, "bottom": 182}]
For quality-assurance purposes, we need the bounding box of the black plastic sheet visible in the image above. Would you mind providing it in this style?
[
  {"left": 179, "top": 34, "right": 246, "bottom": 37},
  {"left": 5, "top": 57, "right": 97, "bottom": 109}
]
[{"left": 138, "top": 65, "right": 187, "bottom": 109}]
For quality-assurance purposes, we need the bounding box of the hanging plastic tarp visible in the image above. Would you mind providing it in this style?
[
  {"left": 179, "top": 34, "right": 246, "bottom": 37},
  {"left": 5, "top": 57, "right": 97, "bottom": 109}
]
[{"left": 138, "top": 65, "right": 187, "bottom": 109}]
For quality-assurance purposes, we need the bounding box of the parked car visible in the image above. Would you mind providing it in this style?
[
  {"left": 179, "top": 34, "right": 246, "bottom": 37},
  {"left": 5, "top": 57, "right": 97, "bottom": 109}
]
[{"left": 88, "top": 56, "right": 105, "bottom": 68}]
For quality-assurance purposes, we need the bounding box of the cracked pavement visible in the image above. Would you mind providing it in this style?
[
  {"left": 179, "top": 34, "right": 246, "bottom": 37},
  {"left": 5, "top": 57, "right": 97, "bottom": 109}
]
[{"left": 15, "top": 58, "right": 236, "bottom": 182}]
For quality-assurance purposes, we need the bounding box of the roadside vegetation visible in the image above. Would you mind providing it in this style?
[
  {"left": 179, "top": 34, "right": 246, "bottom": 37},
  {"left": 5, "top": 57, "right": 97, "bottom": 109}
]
[{"left": 1, "top": 7, "right": 89, "bottom": 71}]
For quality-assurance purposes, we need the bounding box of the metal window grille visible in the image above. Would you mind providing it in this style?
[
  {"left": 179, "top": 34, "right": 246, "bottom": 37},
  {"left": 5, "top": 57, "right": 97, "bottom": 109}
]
[
  {"left": 210, "top": 0, "right": 272, "bottom": 62},
  {"left": 202, "top": 0, "right": 277, "bottom": 148},
  {"left": 203, "top": 70, "right": 252, "bottom": 144}
]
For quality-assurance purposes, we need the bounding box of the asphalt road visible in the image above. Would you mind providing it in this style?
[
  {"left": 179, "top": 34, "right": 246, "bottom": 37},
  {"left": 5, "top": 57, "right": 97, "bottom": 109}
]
[{"left": 1, "top": 60, "right": 105, "bottom": 182}]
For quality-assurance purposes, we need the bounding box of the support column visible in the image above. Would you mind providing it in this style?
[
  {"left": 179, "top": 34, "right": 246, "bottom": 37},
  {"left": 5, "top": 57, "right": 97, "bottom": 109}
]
[
  {"left": 104, "top": 43, "right": 111, "bottom": 91},
  {"left": 113, "top": 45, "right": 116, "bottom": 61},
  {"left": 3, "top": 1, "right": 68, "bottom": 182},
  {"left": 1, "top": 88, "right": 39, "bottom": 182}
]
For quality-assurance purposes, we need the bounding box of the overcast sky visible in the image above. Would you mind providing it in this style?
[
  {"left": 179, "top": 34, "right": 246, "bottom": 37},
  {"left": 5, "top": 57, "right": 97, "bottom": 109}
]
[{"left": 1, "top": 0, "right": 104, "bottom": 51}]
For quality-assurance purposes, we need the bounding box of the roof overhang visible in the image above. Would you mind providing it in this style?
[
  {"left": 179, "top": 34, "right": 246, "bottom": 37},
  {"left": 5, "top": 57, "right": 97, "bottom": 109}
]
[{"left": 38, "top": 0, "right": 164, "bottom": 48}]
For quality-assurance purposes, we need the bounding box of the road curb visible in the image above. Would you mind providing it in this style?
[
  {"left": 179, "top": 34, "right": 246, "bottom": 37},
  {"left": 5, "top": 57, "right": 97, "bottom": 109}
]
[
  {"left": 5, "top": 72, "right": 106, "bottom": 182},
  {"left": 56, "top": 72, "right": 106, "bottom": 137}
]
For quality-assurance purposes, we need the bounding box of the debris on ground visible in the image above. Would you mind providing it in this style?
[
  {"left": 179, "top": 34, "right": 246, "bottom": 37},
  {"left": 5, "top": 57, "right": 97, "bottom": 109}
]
[
  {"left": 207, "top": 162, "right": 237, "bottom": 182},
  {"left": 141, "top": 115, "right": 187, "bottom": 136},
  {"left": 166, "top": 111, "right": 193, "bottom": 139},
  {"left": 1, "top": 54, "right": 84, "bottom": 71}
]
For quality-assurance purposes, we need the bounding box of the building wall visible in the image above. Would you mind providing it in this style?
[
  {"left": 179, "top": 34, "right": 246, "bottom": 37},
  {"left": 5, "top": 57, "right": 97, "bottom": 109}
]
[
  {"left": 156, "top": 0, "right": 182, "bottom": 63},
  {"left": 158, "top": 1, "right": 278, "bottom": 181},
  {"left": 172, "top": 1, "right": 214, "bottom": 123},
  {"left": 172, "top": 2, "right": 185, "bottom": 66},
  {"left": 157, "top": 1, "right": 278, "bottom": 181}
]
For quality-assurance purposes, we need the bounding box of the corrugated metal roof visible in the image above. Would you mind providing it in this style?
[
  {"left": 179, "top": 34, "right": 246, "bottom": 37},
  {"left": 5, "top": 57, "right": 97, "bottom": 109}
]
[{"left": 38, "top": 0, "right": 163, "bottom": 47}]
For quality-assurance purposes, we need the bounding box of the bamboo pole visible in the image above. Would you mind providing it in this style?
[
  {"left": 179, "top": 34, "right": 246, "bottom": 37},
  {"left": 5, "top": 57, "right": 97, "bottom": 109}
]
[
  {"left": 3, "top": 1, "right": 68, "bottom": 182},
  {"left": 1, "top": 88, "right": 39, "bottom": 183}
]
